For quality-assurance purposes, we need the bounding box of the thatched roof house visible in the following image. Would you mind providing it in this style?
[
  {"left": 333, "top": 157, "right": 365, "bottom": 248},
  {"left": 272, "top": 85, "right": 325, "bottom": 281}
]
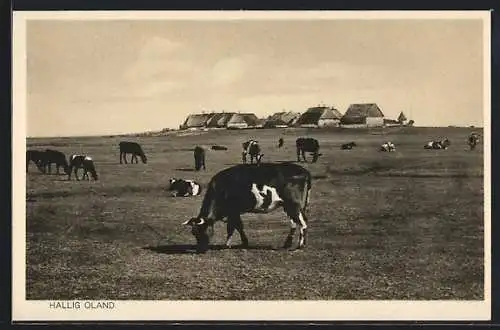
[
  {"left": 226, "top": 113, "right": 262, "bottom": 129},
  {"left": 397, "top": 111, "right": 408, "bottom": 123},
  {"left": 264, "top": 111, "right": 301, "bottom": 128},
  {"left": 206, "top": 112, "right": 235, "bottom": 128},
  {"left": 180, "top": 114, "right": 213, "bottom": 129},
  {"left": 296, "top": 106, "right": 342, "bottom": 128},
  {"left": 341, "top": 103, "right": 384, "bottom": 127}
]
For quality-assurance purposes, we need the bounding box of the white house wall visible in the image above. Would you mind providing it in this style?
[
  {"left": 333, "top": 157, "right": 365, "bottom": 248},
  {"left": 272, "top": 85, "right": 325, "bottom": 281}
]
[{"left": 366, "top": 117, "right": 384, "bottom": 127}]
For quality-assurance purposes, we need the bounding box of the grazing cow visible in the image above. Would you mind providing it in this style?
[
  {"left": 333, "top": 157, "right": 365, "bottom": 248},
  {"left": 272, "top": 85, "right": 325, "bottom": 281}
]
[
  {"left": 39, "top": 149, "right": 69, "bottom": 174},
  {"left": 182, "top": 163, "right": 312, "bottom": 253},
  {"left": 380, "top": 141, "right": 396, "bottom": 152},
  {"left": 211, "top": 145, "right": 228, "bottom": 151},
  {"left": 278, "top": 137, "right": 284, "bottom": 149},
  {"left": 168, "top": 178, "right": 202, "bottom": 197},
  {"left": 242, "top": 140, "right": 264, "bottom": 164},
  {"left": 119, "top": 141, "right": 147, "bottom": 164},
  {"left": 68, "top": 154, "right": 98, "bottom": 181},
  {"left": 424, "top": 138, "right": 451, "bottom": 150},
  {"left": 468, "top": 133, "right": 480, "bottom": 151},
  {"left": 341, "top": 142, "right": 357, "bottom": 150},
  {"left": 194, "top": 146, "right": 206, "bottom": 171},
  {"left": 296, "top": 137, "right": 322, "bottom": 163},
  {"left": 26, "top": 150, "right": 46, "bottom": 173}
]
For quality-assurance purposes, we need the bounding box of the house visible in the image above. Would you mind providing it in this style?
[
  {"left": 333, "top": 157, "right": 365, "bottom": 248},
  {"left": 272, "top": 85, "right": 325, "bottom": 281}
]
[
  {"left": 295, "top": 106, "right": 342, "bottom": 128},
  {"left": 264, "top": 111, "right": 301, "bottom": 128},
  {"left": 341, "top": 103, "right": 385, "bottom": 127},
  {"left": 384, "top": 118, "right": 401, "bottom": 127},
  {"left": 205, "top": 112, "right": 235, "bottom": 128},
  {"left": 180, "top": 114, "right": 213, "bottom": 130},
  {"left": 397, "top": 112, "right": 408, "bottom": 125},
  {"left": 226, "top": 113, "right": 261, "bottom": 129}
]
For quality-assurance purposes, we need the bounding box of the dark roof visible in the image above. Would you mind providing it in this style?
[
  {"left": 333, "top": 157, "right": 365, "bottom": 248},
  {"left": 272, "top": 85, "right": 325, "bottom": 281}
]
[
  {"left": 397, "top": 112, "right": 408, "bottom": 122},
  {"left": 296, "top": 106, "right": 342, "bottom": 125},
  {"left": 182, "top": 114, "right": 211, "bottom": 128},
  {"left": 343, "top": 103, "right": 384, "bottom": 118}
]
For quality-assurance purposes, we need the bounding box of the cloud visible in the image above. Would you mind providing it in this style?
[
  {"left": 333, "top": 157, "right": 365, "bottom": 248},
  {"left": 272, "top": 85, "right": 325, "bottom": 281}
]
[
  {"left": 123, "top": 37, "right": 188, "bottom": 79},
  {"left": 210, "top": 55, "right": 257, "bottom": 87}
]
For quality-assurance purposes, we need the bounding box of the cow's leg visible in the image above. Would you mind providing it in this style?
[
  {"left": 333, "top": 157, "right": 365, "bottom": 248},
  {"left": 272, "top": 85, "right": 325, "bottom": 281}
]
[
  {"left": 296, "top": 149, "right": 301, "bottom": 162},
  {"left": 231, "top": 214, "right": 249, "bottom": 247},
  {"left": 74, "top": 167, "right": 80, "bottom": 181},
  {"left": 124, "top": 153, "right": 128, "bottom": 164},
  {"left": 283, "top": 218, "right": 297, "bottom": 249},
  {"left": 302, "top": 150, "right": 307, "bottom": 162},
  {"left": 202, "top": 160, "right": 206, "bottom": 170},
  {"left": 285, "top": 205, "right": 308, "bottom": 249},
  {"left": 119, "top": 152, "right": 123, "bottom": 164},
  {"left": 297, "top": 210, "right": 309, "bottom": 248},
  {"left": 225, "top": 221, "right": 236, "bottom": 248}
]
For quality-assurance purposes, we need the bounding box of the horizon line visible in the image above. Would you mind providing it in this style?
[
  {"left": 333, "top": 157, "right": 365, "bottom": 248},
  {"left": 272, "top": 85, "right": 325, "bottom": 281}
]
[{"left": 26, "top": 125, "right": 484, "bottom": 140}]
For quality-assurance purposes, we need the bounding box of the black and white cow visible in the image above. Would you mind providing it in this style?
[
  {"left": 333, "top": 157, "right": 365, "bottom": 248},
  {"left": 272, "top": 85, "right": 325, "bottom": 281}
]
[
  {"left": 194, "top": 146, "right": 206, "bottom": 171},
  {"left": 119, "top": 141, "right": 147, "bottom": 164},
  {"left": 39, "top": 149, "right": 70, "bottom": 174},
  {"left": 242, "top": 140, "right": 264, "bottom": 164},
  {"left": 182, "top": 163, "right": 312, "bottom": 253},
  {"left": 468, "top": 133, "right": 480, "bottom": 151},
  {"left": 341, "top": 142, "right": 357, "bottom": 150},
  {"left": 380, "top": 141, "right": 396, "bottom": 152},
  {"left": 424, "top": 138, "right": 451, "bottom": 150},
  {"left": 168, "top": 178, "right": 202, "bottom": 197},
  {"left": 26, "top": 150, "right": 46, "bottom": 173},
  {"left": 296, "top": 137, "right": 322, "bottom": 163},
  {"left": 68, "top": 154, "right": 99, "bottom": 181}
]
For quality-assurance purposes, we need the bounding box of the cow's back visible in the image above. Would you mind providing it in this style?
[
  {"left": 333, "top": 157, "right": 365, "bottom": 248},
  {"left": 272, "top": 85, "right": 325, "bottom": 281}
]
[{"left": 211, "top": 163, "right": 310, "bottom": 195}]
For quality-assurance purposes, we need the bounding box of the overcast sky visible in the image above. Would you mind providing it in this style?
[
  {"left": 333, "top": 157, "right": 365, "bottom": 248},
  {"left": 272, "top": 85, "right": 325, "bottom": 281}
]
[{"left": 26, "top": 18, "right": 485, "bottom": 137}]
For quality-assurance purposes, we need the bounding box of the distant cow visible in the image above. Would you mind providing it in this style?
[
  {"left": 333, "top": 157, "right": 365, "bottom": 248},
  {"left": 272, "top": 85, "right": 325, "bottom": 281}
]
[
  {"left": 211, "top": 145, "right": 228, "bottom": 151},
  {"left": 68, "top": 154, "right": 98, "bottom": 181},
  {"left": 26, "top": 150, "right": 46, "bottom": 173},
  {"left": 242, "top": 140, "right": 264, "bottom": 164},
  {"left": 278, "top": 138, "right": 284, "bottom": 149},
  {"left": 39, "top": 149, "right": 69, "bottom": 174},
  {"left": 119, "top": 141, "right": 147, "bottom": 164},
  {"left": 468, "top": 133, "right": 480, "bottom": 151},
  {"left": 380, "top": 141, "right": 396, "bottom": 152},
  {"left": 341, "top": 142, "right": 357, "bottom": 150},
  {"left": 182, "top": 163, "right": 312, "bottom": 253},
  {"left": 168, "top": 178, "right": 202, "bottom": 197},
  {"left": 424, "top": 138, "right": 451, "bottom": 150},
  {"left": 296, "top": 138, "right": 322, "bottom": 163},
  {"left": 194, "top": 146, "right": 206, "bottom": 171}
]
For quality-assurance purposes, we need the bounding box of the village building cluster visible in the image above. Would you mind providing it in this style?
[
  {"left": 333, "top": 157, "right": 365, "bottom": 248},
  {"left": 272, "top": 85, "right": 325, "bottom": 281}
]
[{"left": 180, "top": 103, "right": 413, "bottom": 130}]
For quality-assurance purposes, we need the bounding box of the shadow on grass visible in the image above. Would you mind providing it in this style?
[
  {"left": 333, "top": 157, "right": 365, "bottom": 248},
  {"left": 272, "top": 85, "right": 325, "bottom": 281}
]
[
  {"left": 175, "top": 168, "right": 196, "bottom": 172},
  {"left": 28, "top": 184, "right": 168, "bottom": 199},
  {"left": 274, "top": 160, "right": 298, "bottom": 164},
  {"left": 143, "top": 243, "right": 278, "bottom": 255}
]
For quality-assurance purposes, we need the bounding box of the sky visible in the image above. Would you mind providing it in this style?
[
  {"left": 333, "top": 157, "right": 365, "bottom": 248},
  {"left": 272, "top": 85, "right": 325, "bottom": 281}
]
[{"left": 26, "top": 17, "right": 485, "bottom": 137}]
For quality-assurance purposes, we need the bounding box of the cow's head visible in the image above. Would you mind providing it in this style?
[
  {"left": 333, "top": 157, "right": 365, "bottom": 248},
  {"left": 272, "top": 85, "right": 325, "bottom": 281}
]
[
  {"left": 140, "top": 154, "right": 148, "bottom": 164},
  {"left": 182, "top": 217, "right": 211, "bottom": 253}
]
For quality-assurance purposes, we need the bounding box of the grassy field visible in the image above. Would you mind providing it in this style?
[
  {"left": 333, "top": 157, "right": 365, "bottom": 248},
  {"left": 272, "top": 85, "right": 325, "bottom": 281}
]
[{"left": 25, "top": 126, "right": 484, "bottom": 300}]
